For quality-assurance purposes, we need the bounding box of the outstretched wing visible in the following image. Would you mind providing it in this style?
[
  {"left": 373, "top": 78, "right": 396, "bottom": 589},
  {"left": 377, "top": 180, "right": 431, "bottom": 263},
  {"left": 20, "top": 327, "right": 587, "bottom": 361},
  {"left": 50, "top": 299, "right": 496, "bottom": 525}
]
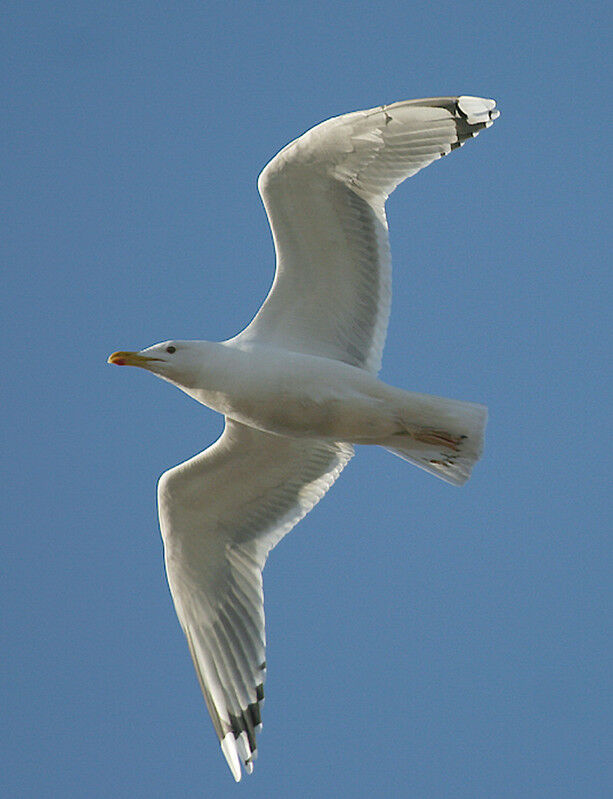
[
  {"left": 235, "top": 96, "right": 498, "bottom": 373},
  {"left": 157, "top": 419, "right": 353, "bottom": 781}
]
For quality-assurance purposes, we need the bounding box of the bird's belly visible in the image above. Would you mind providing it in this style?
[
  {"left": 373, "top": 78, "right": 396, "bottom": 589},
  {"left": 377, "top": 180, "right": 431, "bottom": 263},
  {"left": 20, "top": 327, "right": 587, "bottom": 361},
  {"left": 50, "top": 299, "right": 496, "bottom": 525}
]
[
  {"left": 226, "top": 388, "right": 400, "bottom": 442},
  {"left": 187, "top": 348, "right": 405, "bottom": 442}
]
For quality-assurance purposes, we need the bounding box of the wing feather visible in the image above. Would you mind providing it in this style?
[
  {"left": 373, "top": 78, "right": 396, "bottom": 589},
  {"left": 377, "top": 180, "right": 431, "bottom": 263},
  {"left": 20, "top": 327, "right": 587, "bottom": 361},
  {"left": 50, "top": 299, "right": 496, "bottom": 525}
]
[
  {"left": 158, "top": 419, "right": 353, "bottom": 780},
  {"left": 235, "top": 95, "right": 498, "bottom": 373}
]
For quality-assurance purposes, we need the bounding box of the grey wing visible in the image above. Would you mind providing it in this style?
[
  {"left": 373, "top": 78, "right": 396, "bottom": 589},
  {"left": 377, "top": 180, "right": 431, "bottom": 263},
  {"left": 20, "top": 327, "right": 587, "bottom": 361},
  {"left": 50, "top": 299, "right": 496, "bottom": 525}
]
[
  {"left": 157, "top": 419, "right": 353, "bottom": 781},
  {"left": 235, "top": 96, "right": 499, "bottom": 373}
]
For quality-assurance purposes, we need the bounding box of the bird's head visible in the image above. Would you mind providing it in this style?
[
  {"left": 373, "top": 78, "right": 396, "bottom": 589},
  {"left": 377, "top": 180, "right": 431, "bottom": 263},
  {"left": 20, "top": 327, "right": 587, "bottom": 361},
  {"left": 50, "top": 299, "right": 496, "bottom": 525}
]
[{"left": 107, "top": 340, "right": 206, "bottom": 388}]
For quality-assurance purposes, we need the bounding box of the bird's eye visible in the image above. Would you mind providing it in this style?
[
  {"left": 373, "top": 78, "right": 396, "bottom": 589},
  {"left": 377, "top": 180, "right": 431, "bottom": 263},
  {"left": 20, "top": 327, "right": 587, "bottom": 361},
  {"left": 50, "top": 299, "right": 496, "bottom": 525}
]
[{"left": 166, "top": 345, "right": 176, "bottom": 354}]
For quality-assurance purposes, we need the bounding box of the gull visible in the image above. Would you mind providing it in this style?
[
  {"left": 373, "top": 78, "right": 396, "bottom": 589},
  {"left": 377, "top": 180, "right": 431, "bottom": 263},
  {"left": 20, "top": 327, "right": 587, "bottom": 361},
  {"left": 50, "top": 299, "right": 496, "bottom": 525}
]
[{"left": 108, "top": 95, "right": 499, "bottom": 781}]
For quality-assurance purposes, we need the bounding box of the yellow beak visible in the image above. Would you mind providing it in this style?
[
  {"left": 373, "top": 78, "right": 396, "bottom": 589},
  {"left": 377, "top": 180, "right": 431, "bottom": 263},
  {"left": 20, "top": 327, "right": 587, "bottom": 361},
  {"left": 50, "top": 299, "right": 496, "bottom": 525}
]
[{"left": 107, "top": 351, "right": 164, "bottom": 367}]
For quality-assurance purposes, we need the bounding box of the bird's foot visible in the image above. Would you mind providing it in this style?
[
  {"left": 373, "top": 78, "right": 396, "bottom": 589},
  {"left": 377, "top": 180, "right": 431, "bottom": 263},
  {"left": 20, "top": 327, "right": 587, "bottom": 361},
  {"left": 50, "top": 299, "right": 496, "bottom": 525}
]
[{"left": 413, "top": 428, "right": 464, "bottom": 452}]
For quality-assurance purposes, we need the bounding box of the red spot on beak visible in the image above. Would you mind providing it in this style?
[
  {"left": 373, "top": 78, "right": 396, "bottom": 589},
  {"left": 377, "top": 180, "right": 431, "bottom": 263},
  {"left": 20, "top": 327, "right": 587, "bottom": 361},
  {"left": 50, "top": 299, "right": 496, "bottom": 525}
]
[{"left": 108, "top": 350, "right": 139, "bottom": 366}]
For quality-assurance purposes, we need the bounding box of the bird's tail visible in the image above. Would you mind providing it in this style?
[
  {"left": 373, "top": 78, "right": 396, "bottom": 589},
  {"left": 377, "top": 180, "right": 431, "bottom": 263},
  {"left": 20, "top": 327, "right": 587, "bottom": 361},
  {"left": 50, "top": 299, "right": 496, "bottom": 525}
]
[{"left": 382, "top": 394, "right": 487, "bottom": 486}]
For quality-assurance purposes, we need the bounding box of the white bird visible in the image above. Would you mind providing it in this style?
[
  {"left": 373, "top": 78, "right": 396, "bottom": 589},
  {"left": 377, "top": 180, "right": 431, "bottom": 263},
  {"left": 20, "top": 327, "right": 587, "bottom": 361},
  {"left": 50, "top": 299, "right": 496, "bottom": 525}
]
[{"left": 109, "top": 95, "right": 499, "bottom": 781}]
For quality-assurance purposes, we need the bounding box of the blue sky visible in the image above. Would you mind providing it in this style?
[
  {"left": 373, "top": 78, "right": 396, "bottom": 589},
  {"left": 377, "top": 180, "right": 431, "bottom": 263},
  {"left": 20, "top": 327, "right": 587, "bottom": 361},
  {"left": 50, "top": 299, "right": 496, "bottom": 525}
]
[{"left": 2, "top": 1, "right": 611, "bottom": 796}]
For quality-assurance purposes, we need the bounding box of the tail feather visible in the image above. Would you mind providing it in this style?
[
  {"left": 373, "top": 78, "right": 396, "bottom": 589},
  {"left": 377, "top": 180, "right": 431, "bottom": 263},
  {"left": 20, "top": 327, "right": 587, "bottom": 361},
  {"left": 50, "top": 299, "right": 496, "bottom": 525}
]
[{"left": 383, "top": 395, "right": 487, "bottom": 486}]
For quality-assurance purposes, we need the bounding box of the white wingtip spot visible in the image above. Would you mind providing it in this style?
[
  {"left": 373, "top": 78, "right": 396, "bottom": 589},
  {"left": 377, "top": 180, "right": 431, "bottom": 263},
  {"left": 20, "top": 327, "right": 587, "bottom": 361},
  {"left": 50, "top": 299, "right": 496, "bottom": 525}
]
[
  {"left": 245, "top": 760, "right": 254, "bottom": 775},
  {"left": 221, "top": 733, "right": 242, "bottom": 782},
  {"left": 235, "top": 730, "right": 250, "bottom": 763},
  {"left": 458, "top": 95, "right": 499, "bottom": 125}
]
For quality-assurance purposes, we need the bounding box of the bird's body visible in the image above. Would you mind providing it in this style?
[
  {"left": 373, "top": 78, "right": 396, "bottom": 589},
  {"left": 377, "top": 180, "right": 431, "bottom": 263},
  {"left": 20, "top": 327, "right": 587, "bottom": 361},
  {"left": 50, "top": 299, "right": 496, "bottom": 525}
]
[
  {"left": 145, "top": 338, "right": 485, "bottom": 457},
  {"left": 188, "top": 341, "right": 401, "bottom": 441},
  {"left": 109, "top": 94, "right": 499, "bottom": 781}
]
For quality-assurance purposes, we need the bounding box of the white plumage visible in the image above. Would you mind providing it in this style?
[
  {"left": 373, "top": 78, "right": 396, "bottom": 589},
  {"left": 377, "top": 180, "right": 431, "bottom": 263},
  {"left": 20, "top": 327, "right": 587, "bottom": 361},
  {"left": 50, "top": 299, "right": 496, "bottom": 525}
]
[{"left": 109, "top": 95, "right": 499, "bottom": 781}]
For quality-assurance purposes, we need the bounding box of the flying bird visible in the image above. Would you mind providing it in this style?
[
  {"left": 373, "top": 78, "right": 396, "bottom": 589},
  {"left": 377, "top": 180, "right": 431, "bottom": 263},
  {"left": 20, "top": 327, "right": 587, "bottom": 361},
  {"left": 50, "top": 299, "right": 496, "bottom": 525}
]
[{"left": 109, "top": 95, "right": 499, "bottom": 781}]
